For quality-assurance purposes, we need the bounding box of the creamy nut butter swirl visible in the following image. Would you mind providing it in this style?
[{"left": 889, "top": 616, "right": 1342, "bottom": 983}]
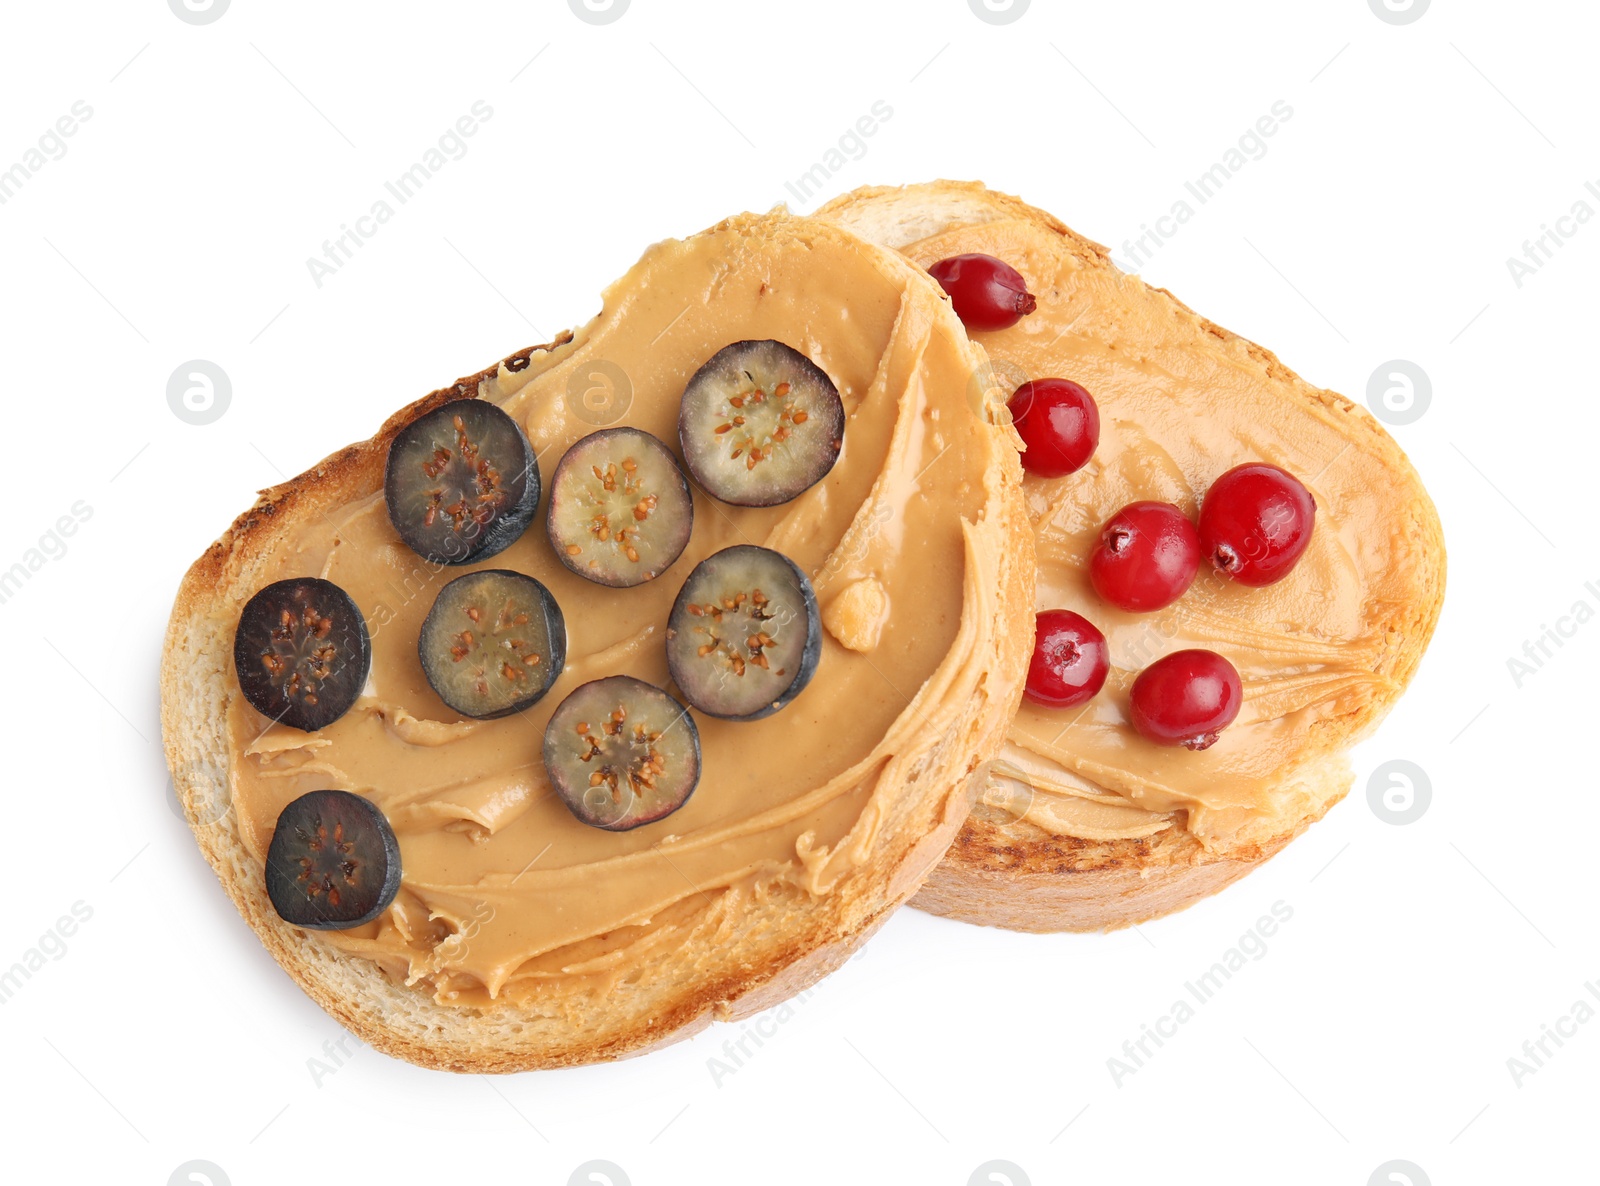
[
  {"left": 224, "top": 216, "right": 1008, "bottom": 1003},
  {"left": 895, "top": 218, "right": 1413, "bottom": 851}
]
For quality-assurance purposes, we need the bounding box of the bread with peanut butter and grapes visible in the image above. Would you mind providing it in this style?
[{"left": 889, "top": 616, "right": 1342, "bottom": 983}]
[
  {"left": 819, "top": 181, "right": 1445, "bottom": 932},
  {"left": 160, "top": 209, "right": 1033, "bottom": 1071}
]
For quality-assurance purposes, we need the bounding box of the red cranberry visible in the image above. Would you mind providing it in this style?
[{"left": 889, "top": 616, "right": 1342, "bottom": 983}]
[
  {"left": 1089, "top": 501, "right": 1200, "bottom": 612},
  {"left": 1128, "top": 649, "right": 1243, "bottom": 750},
  {"left": 1007, "top": 378, "right": 1099, "bottom": 478},
  {"left": 1024, "top": 610, "right": 1110, "bottom": 708},
  {"left": 927, "top": 253, "right": 1038, "bottom": 331},
  {"left": 1198, "top": 463, "right": 1316, "bottom": 587}
]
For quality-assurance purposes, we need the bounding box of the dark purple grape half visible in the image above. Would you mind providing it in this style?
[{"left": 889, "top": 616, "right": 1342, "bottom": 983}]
[
  {"left": 264, "top": 790, "right": 401, "bottom": 930},
  {"left": 233, "top": 577, "right": 371, "bottom": 731},
  {"left": 384, "top": 399, "right": 539, "bottom": 565}
]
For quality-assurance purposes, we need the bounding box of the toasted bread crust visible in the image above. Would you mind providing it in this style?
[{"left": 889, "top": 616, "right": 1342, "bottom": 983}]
[
  {"left": 911, "top": 758, "right": 1350, "bottom": 932},
  {"left": 160, "top": 214, "right": 1035, "bottom": 1070},
  {"left": 818, "top": 182, "right": 1446, "bottom": 932}
]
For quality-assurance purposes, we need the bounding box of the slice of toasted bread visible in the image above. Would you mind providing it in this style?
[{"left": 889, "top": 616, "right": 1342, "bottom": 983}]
[
  {"left": 161, "top": 209, "right": 1034, "bottom": 1070},
  {"left": 818, "top": 182, "right": 1445, "bottom": 932}
]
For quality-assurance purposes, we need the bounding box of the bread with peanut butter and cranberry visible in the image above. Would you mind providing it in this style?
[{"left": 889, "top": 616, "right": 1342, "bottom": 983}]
[
  {"left": 819, "top": 181, "right": 1444, "bottom": 932},
  {"left": 160, "top": 208, "right": 1033, "bottom": 1071}
]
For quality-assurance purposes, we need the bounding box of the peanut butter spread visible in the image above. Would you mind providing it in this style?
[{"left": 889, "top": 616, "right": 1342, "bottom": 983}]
[
  {"left": 895, "top": 218, "right": 1412, "bottom": 851},
  {"left": 223, "top": 216, "right": 1006, "bottom": 1004}
]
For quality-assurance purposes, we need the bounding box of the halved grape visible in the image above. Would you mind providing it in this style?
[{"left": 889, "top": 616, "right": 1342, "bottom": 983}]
[
  {"left": 418, "top": 569, "right": 566, "bottom": 719},
  {"left": 546, "top": 428, "right": 694, "bottom": 588},
  {"left": 234, "top": 577, "right": 371, "bottom": 731},
  {"left": 265, "top": 790, "right": 401, "bottom": 930},
  {"left": 665, "top": 545, "right": 821, "bottom": 721},
  {"left": 678, "top": 340, "right": 844, "bottom": 507},
  {"left": 384, "top": 400, "right": 539, "bottom": 565},
  {"left": 542, "top": 676, "right": 701, "bottom": 831}
]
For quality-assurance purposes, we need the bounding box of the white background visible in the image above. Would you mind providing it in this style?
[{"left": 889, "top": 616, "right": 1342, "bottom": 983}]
[{"left": 1, "top": 1, "right": 1593, "bottom": 1183}]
